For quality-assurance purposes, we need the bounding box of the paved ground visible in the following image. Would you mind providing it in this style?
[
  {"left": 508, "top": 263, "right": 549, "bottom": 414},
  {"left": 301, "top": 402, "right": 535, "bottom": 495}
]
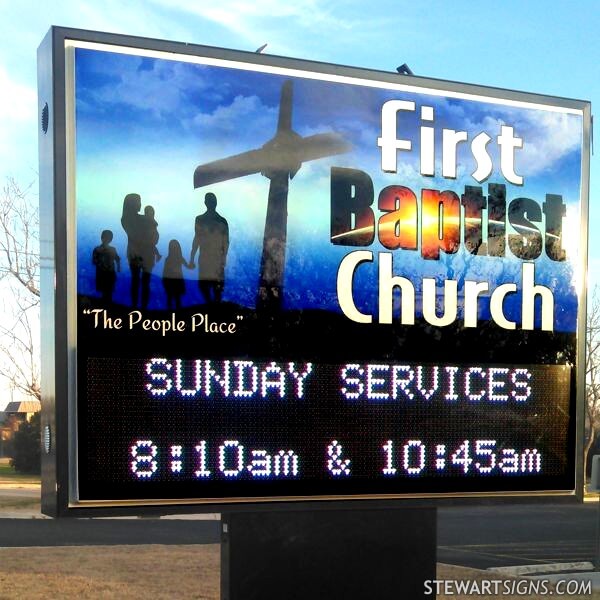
[
  {"left": 438, "top": 503, "right": 598, "bottom": 569},
  {"left": 0, "top": 517, "right": 221, "bottom": 546}
]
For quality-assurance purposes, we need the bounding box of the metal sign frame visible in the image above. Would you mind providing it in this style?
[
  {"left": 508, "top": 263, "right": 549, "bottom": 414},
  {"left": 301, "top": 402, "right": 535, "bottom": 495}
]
[{"left": 38, "top": 26, "right": 590, "bottom": 517}]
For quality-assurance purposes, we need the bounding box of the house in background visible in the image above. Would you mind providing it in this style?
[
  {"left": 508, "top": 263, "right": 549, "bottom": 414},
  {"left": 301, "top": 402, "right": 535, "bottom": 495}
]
[
  {"left": 4, "top": 400, "right": 41, "bottom": 422},
  {"left": 0, "top": 399, "right": 41, "bottom": 457}
]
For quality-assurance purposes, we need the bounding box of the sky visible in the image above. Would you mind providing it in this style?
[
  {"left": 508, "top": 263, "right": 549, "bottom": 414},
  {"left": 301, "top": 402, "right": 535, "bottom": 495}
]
[{"left": 0, "top": 0, "right": 598, "bottom": 402}]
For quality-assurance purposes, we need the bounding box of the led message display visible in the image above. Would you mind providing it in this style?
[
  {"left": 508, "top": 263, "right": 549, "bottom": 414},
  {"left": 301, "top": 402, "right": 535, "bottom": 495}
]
[
  {"left": 80, "top": 358, "right": 570, "bottom": 499},
  {"left": 39, "top": 31, "right": 589, "bottom": 511}
]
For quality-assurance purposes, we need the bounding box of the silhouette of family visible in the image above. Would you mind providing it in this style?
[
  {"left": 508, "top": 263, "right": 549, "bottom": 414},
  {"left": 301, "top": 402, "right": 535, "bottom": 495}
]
[{"left": 92, "top": 192, "right": 229, "bottom": 309}]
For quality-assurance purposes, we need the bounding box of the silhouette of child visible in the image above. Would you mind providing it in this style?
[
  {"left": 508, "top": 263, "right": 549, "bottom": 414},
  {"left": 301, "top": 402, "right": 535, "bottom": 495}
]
[
  {"left": 162, "top": 240, "right": 191, "bottom": 310},
  {"left": 92, "top": 229, "right": 121, "bottom": 303},
  {"left": 144, "top": 205, "right": 162, "bottom": 264}
]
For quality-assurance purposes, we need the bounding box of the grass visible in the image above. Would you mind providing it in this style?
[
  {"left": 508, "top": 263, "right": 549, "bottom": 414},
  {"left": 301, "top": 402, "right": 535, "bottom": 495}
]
[
  {"left": 0, "top": 456, "right": 41, "bottom": 511},
  {"left": 0, "top": 546, "right": 595, "bottom": 599},
  {"left": 0, "top": 545, "right": 220, "bottom": 600},
  {"left": 0, "top": 458, "right": 40, "bottom": 486},
  {"left": 0, "top": 496, "right": 39, "bottom": 510}
]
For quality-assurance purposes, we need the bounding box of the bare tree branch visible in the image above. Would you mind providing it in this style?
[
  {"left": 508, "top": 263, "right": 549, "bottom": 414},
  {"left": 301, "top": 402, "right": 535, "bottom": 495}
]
[
  {"left": 0, "top": 177, "right": 40, "bottom": 403},
  {"left": 0, "top": 177, "right": 39, "bottom": 298},
  {"left": 585, "top": 285, "right": 600, "bottom": 478}
]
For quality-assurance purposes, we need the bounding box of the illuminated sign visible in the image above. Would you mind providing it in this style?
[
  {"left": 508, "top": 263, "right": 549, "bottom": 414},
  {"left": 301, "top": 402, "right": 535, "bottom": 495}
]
[
  {"left": 82, "top": 358, "right": 570, "bottom": 500},
  {"left": 38, "top": 28, "right": 590, "bottom": 514}
]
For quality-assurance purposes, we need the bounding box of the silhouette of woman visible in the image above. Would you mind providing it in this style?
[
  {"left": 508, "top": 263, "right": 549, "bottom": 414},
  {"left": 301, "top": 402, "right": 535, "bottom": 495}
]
[
  {"left": 162, "top": 239, "right": 191, "bottom": 310},
  {"left": 121, "top": 193, "right": 155, "bottom": 308}
]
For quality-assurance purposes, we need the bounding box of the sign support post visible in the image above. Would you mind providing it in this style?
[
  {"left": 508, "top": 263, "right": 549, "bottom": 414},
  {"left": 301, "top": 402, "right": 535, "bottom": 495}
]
[{"left": 221, "top": 507, "right": 437, "bottom": 600}]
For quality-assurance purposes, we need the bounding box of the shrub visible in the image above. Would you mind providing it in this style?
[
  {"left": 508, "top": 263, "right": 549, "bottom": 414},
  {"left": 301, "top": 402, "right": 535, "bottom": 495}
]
[{"left": 9, "top": 411, "right": 41, "bottom": 474}]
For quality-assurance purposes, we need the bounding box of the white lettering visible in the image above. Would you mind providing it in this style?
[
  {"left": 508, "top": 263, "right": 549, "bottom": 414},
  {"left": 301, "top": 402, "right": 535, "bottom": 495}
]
[{"left": 377, "top": 100, "right": 415, "bottom": 172}]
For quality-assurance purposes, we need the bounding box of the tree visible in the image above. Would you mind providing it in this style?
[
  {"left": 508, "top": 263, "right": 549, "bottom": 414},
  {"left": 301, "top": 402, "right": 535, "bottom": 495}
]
[
  {"left": 585, "top": 286, "right": 600, "bottom": 479},
  {"left": 9, "top": 411, "right": 41, "bottom": 474},
  {"left": 0, "top": 177, "right": 40, "bottom": 402},
  {"left": 0, "top": 177, "right": 39, "bottom": 298}
]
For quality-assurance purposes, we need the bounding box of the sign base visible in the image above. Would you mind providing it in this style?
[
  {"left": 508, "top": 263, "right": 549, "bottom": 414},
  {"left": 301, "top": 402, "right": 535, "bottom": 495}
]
[{"left": 221, "top": 507, "right": 437, "bottom": 599}]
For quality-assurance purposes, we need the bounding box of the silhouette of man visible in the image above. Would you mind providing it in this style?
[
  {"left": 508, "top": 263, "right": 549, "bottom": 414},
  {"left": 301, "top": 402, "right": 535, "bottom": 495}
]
[{"left": 189, "top": 192, "right": 229, "bottom": 303}]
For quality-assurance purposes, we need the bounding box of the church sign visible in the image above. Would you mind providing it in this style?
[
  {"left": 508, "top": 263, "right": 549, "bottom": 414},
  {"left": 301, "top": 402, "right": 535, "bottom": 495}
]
[{"left": 38, "top": 28, "right": 590, "bottom": 515}]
